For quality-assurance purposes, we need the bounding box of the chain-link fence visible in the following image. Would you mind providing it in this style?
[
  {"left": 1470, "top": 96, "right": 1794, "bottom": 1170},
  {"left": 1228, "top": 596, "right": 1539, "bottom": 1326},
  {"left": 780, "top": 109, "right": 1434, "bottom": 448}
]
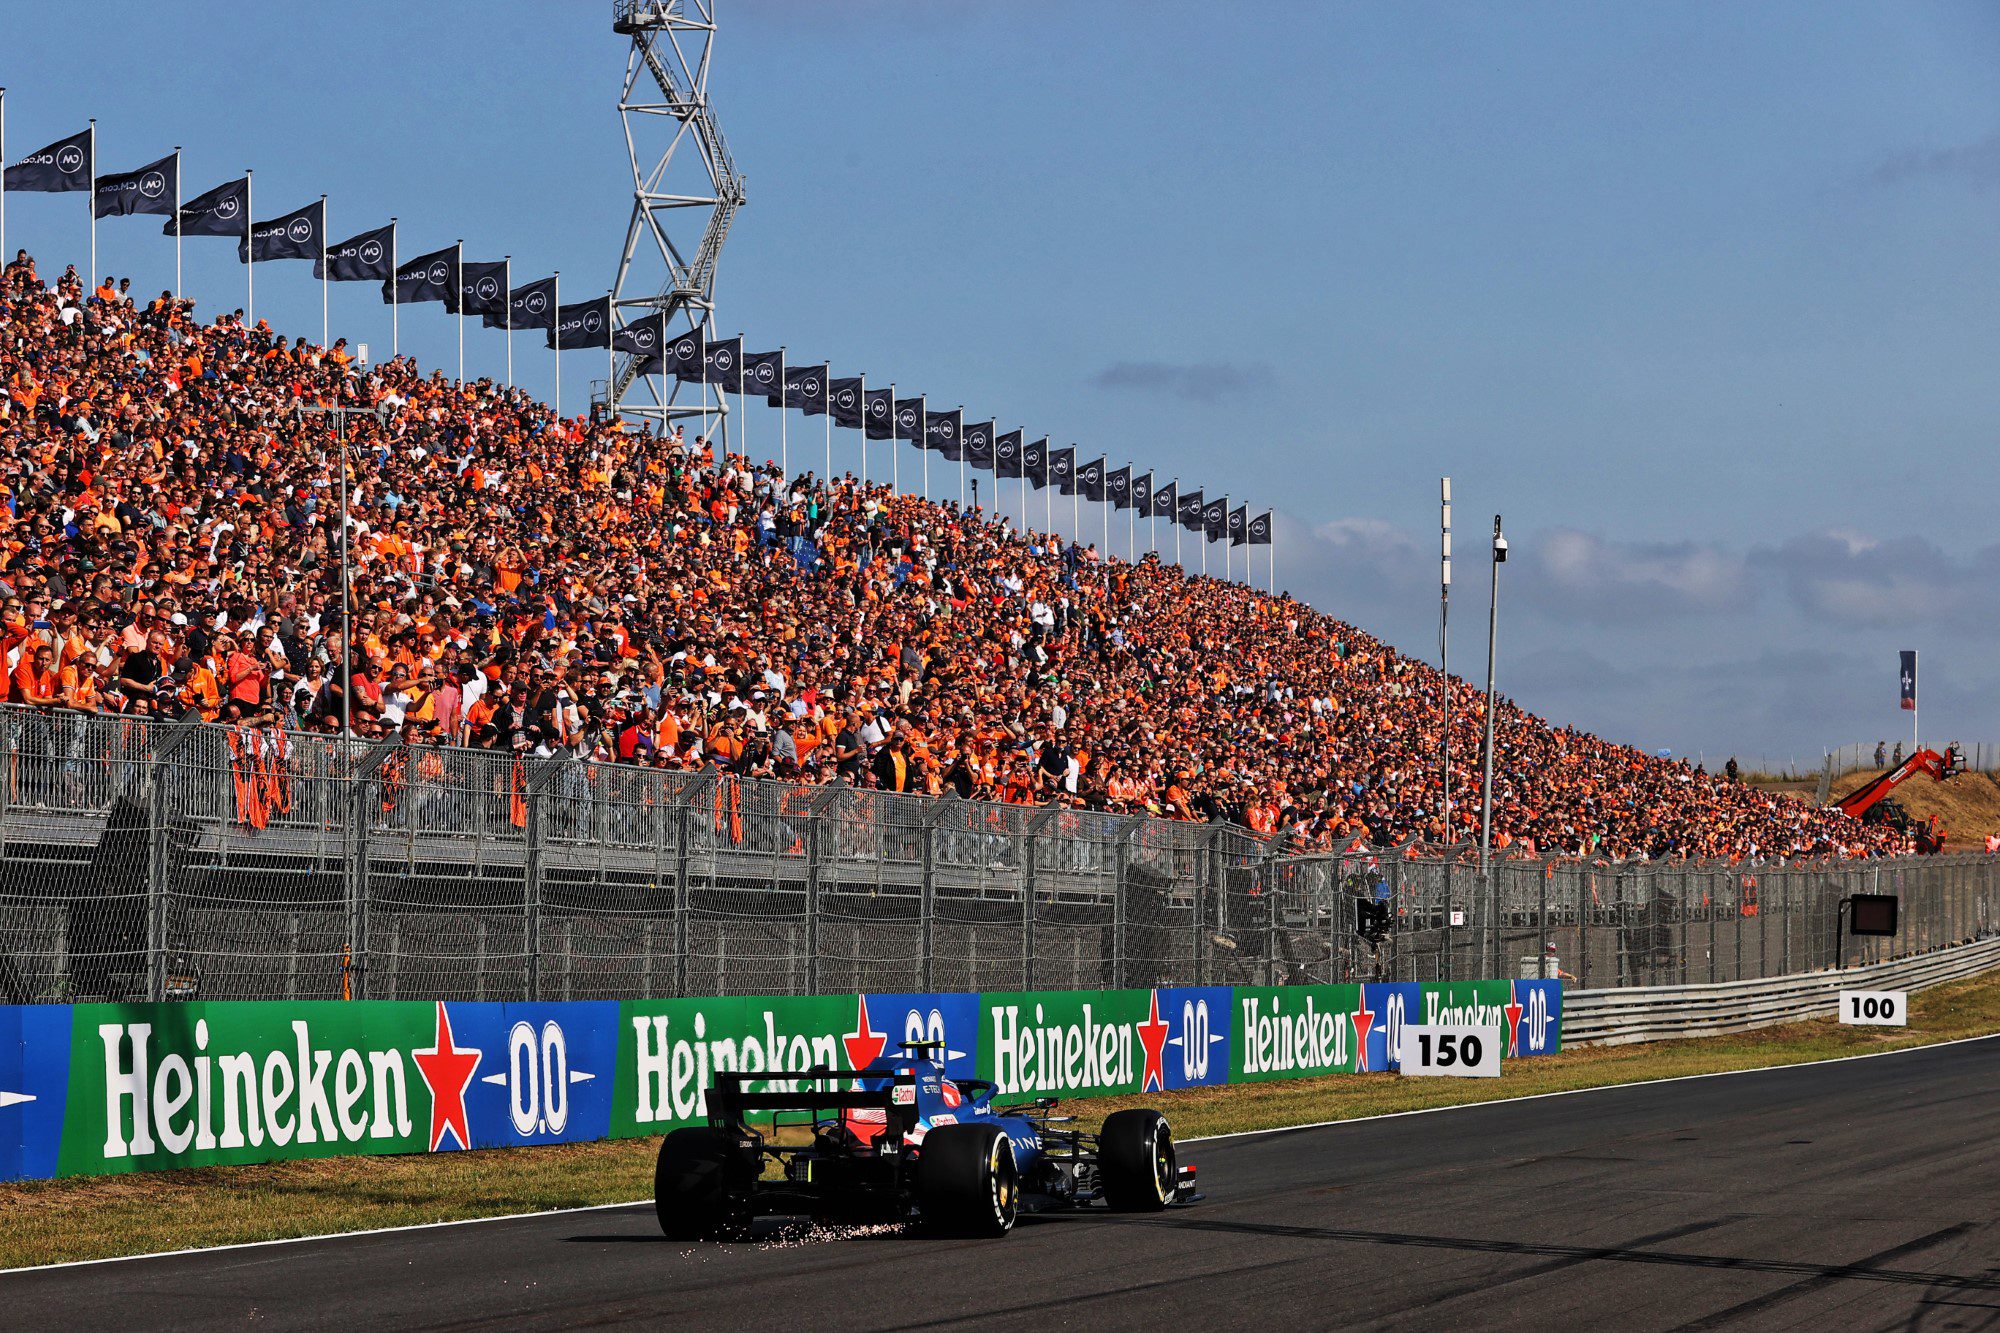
[{"left": 2, "top": 704, "right": 1996, "bottom": 1004}]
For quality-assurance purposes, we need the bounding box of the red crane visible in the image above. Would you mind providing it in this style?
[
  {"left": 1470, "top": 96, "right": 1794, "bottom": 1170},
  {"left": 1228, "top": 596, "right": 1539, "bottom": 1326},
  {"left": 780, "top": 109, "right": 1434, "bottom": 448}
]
[{"left": 1834, "top": 745, "right": 1963, "bottom": 853}]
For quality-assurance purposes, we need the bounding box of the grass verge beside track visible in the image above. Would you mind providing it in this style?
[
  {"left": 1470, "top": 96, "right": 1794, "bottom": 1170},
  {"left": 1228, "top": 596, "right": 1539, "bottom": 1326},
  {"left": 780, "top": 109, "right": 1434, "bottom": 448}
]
[{"left": 6, "top": 969, "right": 2000, "bottom": 1271}]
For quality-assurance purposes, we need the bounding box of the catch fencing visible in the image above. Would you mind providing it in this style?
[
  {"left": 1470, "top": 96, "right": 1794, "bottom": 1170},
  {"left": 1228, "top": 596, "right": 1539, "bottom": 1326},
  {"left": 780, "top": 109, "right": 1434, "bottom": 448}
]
[{"left": 2, "top": 704, "right": 1996, "bottom": 1005}]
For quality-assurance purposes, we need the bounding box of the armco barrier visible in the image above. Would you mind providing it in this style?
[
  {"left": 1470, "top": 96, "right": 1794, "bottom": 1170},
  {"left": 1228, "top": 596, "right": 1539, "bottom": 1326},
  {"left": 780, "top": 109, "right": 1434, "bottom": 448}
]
[
  {"left": 1563, "top": 935, "right": 2000, "bottom": 1046},
  {"left": 0, "top": 979, "right": 1562, "bottom": 1181}
]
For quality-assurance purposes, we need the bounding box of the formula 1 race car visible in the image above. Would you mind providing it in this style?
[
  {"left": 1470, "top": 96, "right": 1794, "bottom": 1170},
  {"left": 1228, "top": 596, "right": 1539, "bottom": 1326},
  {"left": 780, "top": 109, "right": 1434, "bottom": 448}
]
[{"left": 654, "top": 1041, "right": 1201, "bottom": 1239}]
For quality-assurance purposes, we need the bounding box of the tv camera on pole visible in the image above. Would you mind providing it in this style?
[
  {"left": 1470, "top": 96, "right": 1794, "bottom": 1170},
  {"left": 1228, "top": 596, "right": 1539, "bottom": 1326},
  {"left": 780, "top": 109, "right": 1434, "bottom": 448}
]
[{"left": 605, "top": 0, "right": 747, "bottom": 439}]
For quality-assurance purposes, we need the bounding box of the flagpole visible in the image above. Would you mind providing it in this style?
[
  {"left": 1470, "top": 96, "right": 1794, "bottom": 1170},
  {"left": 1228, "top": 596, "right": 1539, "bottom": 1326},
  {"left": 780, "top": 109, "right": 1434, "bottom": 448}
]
[
  {"left": 958, "top": 416, "right": 966, "bottom": 513},
  {"left": 551, "top": 270, "right": 560, "bottom": 420},
  {"left": 605, "top": 289, "right": 614, "bottom": 425},
  {"left": 857, "top": 374, "right": 867, "bottom": 484},
  {"left": 920, "top": 396, "right": 929, "bottom": 499},
  {"left": 319, "top": 195, "right": 328, "bottom": 349},
  {"left": 823, "top": 372, "right": 831, "bottom": 483},
  {"left": 888, "top": 383, "right": 897, "bottom": 495},
  {"left": 777, "top": 346, "right": 787, "bottom": 480},
  {"left": 244, "top": 168, "right": 253, "bottom": 325},
  {"left": 87, "top": 120, "right": 95, "bottom": 290},
  {"left": 172, "top": 147, "right": 182, "bottom": 300},
  {"left": 1043, "top": 450, "right": 1052, "bottom": 542},
  {"left": 739, "top": 331, "right": 747, "bottom": 471},
  {"left": 455, "top": 239, "right": 464, "bottom": 384},
  {"left": 502, "top": 255, "right": 512, "bottom": 390},
  {"left": 1127, "top": 465, "right": 1134, "bottom": 562},
  {"left": 1173, "top": 479, "right": 1181, "bottom": 570},
  {"left": 388, "top": 218, "right": 398, "bottom": 360},
  {"left": 1071, "top": 457, "right": 1079, "bottom": 550}
]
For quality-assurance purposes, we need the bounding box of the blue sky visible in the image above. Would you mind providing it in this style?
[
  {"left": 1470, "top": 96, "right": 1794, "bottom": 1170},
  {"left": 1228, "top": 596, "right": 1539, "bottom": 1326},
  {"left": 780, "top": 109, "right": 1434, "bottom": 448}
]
[{"left": 7, "top": 1, "right": 2000, "bottom": 763}]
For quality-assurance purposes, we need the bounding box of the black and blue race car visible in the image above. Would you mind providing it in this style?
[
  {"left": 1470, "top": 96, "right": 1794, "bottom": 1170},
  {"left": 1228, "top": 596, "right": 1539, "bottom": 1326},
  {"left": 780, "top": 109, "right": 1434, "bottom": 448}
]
[{"left": 654, "top": 1040, "right": 1200, "bottom": 1238}]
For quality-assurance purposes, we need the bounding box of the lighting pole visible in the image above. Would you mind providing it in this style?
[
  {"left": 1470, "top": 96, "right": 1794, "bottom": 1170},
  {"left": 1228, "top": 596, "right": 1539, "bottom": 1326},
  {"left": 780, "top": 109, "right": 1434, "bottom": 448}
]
[
  {"left": 1440, "top": 478, "right": 1451, "bottom": 846},
  {"left": 296, "top": 393, "right": 392, "bottom": 737},
  {"left": 1478, "top": 513, "right": 1508, "bottom": 981}
]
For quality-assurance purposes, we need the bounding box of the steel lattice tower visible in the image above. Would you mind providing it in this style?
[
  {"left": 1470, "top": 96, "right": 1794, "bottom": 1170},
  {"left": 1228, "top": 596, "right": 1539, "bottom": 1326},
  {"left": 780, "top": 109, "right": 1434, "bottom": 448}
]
[{"left": 607, "top": 0, "right": 746, "bottom": 432}]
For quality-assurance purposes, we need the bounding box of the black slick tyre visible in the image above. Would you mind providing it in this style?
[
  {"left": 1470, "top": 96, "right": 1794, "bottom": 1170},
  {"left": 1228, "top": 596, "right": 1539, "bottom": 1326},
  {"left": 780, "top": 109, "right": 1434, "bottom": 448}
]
[
  {"left": 918, "top": 1123, "right": 1019, "bottom": 1237},
  {"left": 655, "top": 1127, "right": 748, "bottom": 1240},
  {"left": 1099, "top": 1109, "right": 1175, "bottom": 1211}
]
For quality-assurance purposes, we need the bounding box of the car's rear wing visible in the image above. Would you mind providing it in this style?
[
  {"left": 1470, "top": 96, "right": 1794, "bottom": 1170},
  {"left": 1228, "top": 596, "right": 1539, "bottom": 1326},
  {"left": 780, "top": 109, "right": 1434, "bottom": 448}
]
[{"left": 706, "top": 1066, "right": 916, "bottom": 1125}]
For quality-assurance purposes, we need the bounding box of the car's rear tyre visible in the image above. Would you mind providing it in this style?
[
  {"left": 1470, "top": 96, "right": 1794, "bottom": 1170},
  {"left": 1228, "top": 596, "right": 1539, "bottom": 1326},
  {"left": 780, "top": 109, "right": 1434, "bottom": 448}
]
[
  {"left": 1100, "top": 1109, "right": 1175, "bottom": 1211},
  {"left": 655, "top": 1127, "right": 751, "bottom": 1240},
  {"left": 918, "top": 1124, "right": 1019, "bottom": 1236}
]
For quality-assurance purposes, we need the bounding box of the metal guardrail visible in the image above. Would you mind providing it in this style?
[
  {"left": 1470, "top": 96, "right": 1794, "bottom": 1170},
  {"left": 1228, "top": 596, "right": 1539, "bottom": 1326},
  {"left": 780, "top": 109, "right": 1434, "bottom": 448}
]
[{"left": 1564, "top": 935, "right": 2000, "bottom": 1045}]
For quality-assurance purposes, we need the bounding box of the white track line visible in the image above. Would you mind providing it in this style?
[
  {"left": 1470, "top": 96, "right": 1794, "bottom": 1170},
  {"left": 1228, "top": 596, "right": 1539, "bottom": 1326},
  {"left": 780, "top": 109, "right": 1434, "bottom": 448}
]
[
  {"left": 0, "top": 1199, "right": 652, "bottom": 1277},
  {"left": 1179, "top": 1027, "right": 2000, "bottom": 1146},
  {"left": 7, "top": 1027, "right": 1995, "bottom": 1277}
]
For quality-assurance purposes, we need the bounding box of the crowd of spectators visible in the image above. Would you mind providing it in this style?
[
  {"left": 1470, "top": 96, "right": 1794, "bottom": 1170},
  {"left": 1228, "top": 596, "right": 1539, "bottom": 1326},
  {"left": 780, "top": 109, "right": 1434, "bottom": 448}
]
[{"left": 0, "top": 251, "right": 1901, "bottom": 860}]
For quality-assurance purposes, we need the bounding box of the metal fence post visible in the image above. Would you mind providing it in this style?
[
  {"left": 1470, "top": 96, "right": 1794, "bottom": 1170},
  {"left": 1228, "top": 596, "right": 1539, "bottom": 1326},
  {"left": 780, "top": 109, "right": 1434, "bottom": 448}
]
[
  {"left": 1025, "top": 807, "right": 1061, "bottom": 991},
  {"left": 805, "top": 783, "right": 847, "bottom": 996},
  {"left": 919, "top": 804, "right": 942, "bottom": 993},
  {"left": 675, "top": 771, "right": 717, "bottom": 999},
  {"left": 1114, "top": 820, "right": 1135, "bottom": 991},
  {"left": 522, "top": 759, "right": 565, "bottom": 1003},
  {"left": 145, "top": 713, "right": 206, "bottom": 1003},
  {"left": 1577, "top": 864, "right": 1590, "bottom": 991}
]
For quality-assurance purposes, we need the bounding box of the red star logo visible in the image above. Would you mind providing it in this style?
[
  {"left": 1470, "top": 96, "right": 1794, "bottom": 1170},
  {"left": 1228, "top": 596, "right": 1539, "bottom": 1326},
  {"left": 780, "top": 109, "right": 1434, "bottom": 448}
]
[
  {"left": 842, "top": 995, "right": 886, "bottom": 1074},
  {"left": 1351, "top": 999, "right": 1375, "bottom": 1072},
  {"left": 1504, "top": 984, "right": 1526, "bottom": 1057},
  {"left": 412, "top": 1001, "right": 481, "bottom": 1152},
  {"left": 1137, "top": 991, "right": 1171, "bottom": 1092}
]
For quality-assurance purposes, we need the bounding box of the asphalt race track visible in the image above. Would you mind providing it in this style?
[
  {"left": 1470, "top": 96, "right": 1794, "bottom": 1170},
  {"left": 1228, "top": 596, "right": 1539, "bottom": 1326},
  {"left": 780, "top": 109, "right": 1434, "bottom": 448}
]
[{"left": 9, "top": 1038, "right": 1999, "bottom": 1330}]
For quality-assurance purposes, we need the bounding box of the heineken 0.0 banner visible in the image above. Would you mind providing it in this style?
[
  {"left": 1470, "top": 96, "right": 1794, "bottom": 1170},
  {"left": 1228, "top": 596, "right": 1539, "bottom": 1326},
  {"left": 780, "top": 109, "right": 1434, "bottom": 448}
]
[{"left": 0, "top": 980, "right": 1560, "bottom": 1181}]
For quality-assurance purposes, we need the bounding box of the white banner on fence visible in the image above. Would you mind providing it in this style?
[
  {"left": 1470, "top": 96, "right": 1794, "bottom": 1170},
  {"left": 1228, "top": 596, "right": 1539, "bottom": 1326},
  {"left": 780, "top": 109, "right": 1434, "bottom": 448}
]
[
  {"left": 1837, "top": 990, "right": 1908, "bottom": 1027},
  {"left": 1397, "top": 1024, "right": 1502, "bottom": 1077}
]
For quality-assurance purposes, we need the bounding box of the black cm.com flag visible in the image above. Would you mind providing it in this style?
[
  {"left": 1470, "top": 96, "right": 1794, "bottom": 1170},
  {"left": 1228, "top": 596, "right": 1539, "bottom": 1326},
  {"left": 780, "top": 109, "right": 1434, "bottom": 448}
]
[
  {"left": 449, "top": 260, "right": 509, "bottom": 319},
  {"left": 662, "top": 327, "right": 705, "bottom": 381},
  {"left": 165, "top": 176, "right": 246, "bottom": 237},
  {"left": 894, "top": 397, "right": 924, "bottom": 447},
  {"left": 548, "top": 296, "right": 611, "bottom": 350},
  {"left": 995, "top": 430, "right": 1025, "bottom": 479},
  {"left": 385, "top": 246, "right": 458, "bottom": 305},
  {"left": 1149, "top": 479, "right": 1177, "bottom": 519},
  {"left": 1177, "top": 488, "right": 1205, "bottom": 532},
  {"left": 5, "top": 129, "right": 91, "bottom": 193},
  {"left": 1203, "top": 496, "right": 1229, "bottom": 540},
  {"left": 317, "top": 223, "right": 394, "bottom": 282},
  {"left": 1107, "top": 465, "right": 1133, "bottom": 510},
  {"left": 864, "top": 387, "right": 895, "bottom": 441},
  {"left": 964, "top": 421, "right": 996, "bottom": 472},
  {"left": 1049, "top": 446, "right": 1076, "bottom": 493},
  {"left": 927, "top": 409, "right": 963, "bottom": 461},
  {"left": 1076, "top": 457, "right": 1107, "bottom": 503},
  {"left": 703, "top": 336, "right": 743, "bottom": 394},
  {"left": 785, "top": 363, "right": 829, "bottom": 415},
  {"left": 612, "top": 311, "right": 667, "bottom": 359},
  {"left": 485, "top": 276, "right": 556, "bottom": 330},
  {"left": 1022, "top": 438, "right": 1049, "bottom": 487},
  {"left": 1248, "top": 512, "right": 1273, "bottom": 546},
  {"left": 238, "top": 199, "right": 324, "bottom": 263},
  {"left": 1900, "top": 650, "right": 1917, "bottom": 712},
  {"left": 742, "top": 350, "right": 784, "bottom": 406},
  {"left": 93, "top": 153, "right": 176, "bottom": 218},
  {"left": 1227, "top": 505, "right": 1249, "bottom": 546},
  {"left": 830, "top": 377, "right": 864, "bottom": 430}
]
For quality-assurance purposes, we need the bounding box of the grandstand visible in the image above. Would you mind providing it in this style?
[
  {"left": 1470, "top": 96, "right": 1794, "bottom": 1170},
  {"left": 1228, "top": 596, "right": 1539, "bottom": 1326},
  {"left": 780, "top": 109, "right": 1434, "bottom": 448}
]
[{"left": 0, "top": 249, "right": 1898, "bottom": 867}]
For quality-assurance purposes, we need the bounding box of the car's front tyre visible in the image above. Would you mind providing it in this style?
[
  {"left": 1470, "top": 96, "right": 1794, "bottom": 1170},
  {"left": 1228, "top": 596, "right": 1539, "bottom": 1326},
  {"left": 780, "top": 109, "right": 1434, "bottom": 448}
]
[{"left": 1099, "top": 1109, "right": 1175, "bottom": 1211}]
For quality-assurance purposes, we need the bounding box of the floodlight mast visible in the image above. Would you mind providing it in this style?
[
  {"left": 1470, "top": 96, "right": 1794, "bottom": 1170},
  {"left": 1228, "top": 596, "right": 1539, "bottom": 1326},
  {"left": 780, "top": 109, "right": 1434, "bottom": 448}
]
[{"left": 607, "top": 0, "right": 747, "bottom": 440}]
